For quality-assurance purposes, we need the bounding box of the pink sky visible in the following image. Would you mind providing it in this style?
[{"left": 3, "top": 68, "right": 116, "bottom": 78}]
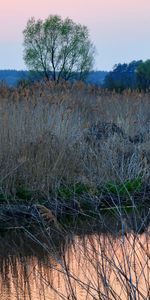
[{"left": 0, "top": 0, "right": 150, "bottom": 70}]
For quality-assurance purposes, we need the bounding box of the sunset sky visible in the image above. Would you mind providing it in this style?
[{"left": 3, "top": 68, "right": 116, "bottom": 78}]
[{"left": 0, "top": 0, "right": 150, "bottom": 70}]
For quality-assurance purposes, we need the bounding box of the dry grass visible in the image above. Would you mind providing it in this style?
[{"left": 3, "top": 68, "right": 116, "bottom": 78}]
[
  {"left": 0, "top": 81, "right": 150, "bottom": 299},
  {"left": 0, "top": 81, "right": 150, "bottom": 194}
]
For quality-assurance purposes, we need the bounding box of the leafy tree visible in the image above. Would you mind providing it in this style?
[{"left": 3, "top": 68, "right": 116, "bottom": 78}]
[
  {"left": 136, "top": 60, "right": 150, "bottom": 90},
  {"left": 23, "top": 15, "right": 95, "bottom": 82},
  {"left": 104, "top": 61, "right": 142, "bottom": 91}
]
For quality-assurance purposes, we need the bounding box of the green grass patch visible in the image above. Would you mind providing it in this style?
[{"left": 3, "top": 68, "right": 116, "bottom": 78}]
[
  {"left": 16, "top": 188, "right": 35, "bottom": 201},
  {"left": 104, "top": 177, "right": 143, "bottom": 196},
  {"left": 0, "top": 193, "right": 9, "bottom": 203},
  {"left": 57, "top": 182, "right": 97, "bottom": 200}
]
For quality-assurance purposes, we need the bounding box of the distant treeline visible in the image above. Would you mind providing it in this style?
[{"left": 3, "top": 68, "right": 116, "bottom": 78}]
[
  {"left": 104, "top": 60, "right": 150, "bottom": 91},
  {"left": 0, "top": 70, "right": 29, "bottom": 87},
  {"left": 1, "top": 60, "right": 150, "bottom": 91},
  {"left": 0, "top": 70, "right": 107, "bottom": 87}
]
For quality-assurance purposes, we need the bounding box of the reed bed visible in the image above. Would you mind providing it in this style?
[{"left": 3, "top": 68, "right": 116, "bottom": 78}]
[
  {"left": 0, "top": 81, "right": 150, "bottom": 195},
  {"left": 0, "top": 81, "right": 150, "bottom": 299}
]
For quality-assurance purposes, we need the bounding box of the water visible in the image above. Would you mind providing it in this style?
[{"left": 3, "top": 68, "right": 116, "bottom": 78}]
[{"left": 0, "top": 213, "right": 149, "bottom": 300}]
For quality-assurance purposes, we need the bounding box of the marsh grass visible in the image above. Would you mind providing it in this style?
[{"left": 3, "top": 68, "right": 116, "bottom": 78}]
[
  {"left": 0, "top": 81, "right": 150, "bottom": 299},
  {"left": 0, "top": 81, "right": 150, "bottom": 198}
]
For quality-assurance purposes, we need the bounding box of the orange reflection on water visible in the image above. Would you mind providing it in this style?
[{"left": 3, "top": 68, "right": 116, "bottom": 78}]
[{"left": 0, "top": 231, "right": 149, "bottom": 300}]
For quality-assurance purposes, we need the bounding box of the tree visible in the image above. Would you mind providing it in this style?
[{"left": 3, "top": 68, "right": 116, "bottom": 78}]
[
  {"left": 104, "top": 61, "right": 142, "bottom": 91},
  {"left": 136, "top": 60, "right": 150, "bottom": 90},
  {"left": 23, "top": 15, "right": 95, "bottom": 82}
]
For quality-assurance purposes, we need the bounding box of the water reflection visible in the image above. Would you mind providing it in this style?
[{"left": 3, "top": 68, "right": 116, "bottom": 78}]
[{"left": 0, "top": 212, "right": 149, "bottom": 299}]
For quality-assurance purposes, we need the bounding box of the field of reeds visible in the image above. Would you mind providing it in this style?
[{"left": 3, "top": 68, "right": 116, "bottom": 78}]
[
  {"left": 0, "top": 81, "right": 150, "bottom": 198},
  {"left": 0, "top": 81, "right": 150, "bottom": 299}
]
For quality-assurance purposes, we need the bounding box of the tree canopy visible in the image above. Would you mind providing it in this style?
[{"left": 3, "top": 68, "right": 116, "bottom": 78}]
[
  {"left": 104, "top": 61, "right": 142, "bottom": 91},
  {"left": 136, "top": 60, "right": 150, "bottom": 90},
  {"left": 23, "top": 15, "right": 95, "bottom": 82}
]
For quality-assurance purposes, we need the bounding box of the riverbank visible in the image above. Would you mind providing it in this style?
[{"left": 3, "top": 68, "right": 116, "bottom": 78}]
[
  {"left": 0, "top": 83, "right": 150, "bottom": 237},
  {"left": 0, "top": 185, "right": 149, "bottom": 234}
]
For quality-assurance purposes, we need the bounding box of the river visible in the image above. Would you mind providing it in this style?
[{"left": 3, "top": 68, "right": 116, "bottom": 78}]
[{"left": 0, "top": 223, "right": 149, "bottom": 300}]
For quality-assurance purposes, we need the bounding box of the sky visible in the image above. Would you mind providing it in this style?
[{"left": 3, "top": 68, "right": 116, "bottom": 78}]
[{"left": 0, "top": 0, "right": 150, "bottom": 71}]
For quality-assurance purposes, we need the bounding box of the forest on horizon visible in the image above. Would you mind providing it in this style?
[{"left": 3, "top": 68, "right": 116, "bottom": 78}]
[{"left": 0, "top": 59, "right": 150, "bottom": 91}]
